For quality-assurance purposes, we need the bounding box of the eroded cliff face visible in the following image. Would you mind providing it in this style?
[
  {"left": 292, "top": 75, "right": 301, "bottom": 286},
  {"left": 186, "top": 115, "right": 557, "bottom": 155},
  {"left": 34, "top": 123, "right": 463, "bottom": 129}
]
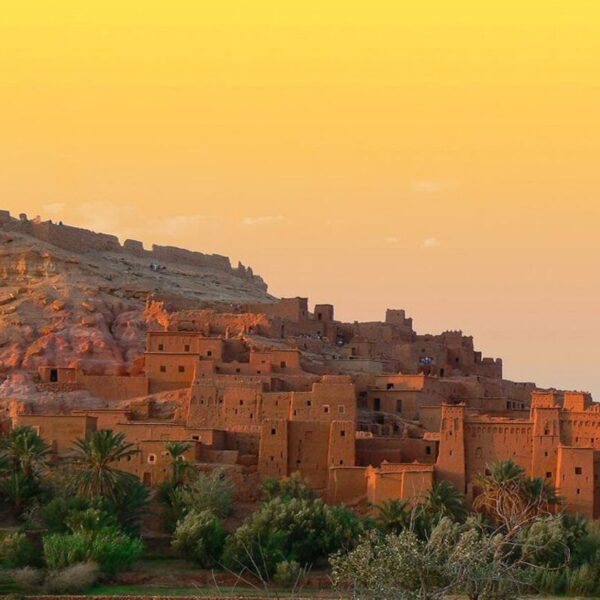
[{"left": 0, "top": 226, "right": 272, "bottom": 396}]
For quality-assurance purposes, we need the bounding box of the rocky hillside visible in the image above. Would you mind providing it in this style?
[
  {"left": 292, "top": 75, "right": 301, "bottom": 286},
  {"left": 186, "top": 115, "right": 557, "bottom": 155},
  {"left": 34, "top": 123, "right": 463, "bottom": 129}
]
[{"left": 0, "top": 213, "right": 271, "bottom": 400}]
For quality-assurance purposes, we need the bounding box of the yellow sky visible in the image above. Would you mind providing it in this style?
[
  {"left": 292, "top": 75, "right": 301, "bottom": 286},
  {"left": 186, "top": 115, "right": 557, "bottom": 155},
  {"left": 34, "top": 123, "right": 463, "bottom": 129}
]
[{"left": 1, "top": 1, "right": 599, "bottom": 395}]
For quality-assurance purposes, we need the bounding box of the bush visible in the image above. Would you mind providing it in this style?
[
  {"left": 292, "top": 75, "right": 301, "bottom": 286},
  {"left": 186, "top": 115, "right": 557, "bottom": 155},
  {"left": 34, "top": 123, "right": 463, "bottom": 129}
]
[
  {"left": 43, "top": 527, "right": 143, "bottom": 575},
  {"left": 11, "top": 567, "right": 44, "bottom": 593},
  {"left": 223, "top": 497, "right": 364, "bottom": 578},
  {"left": 45, "top": 562, "right": 100, "bottom": 594},
  {"left": 171, "top": 468, "right": 235, "bottom": 520},
  {"left": 172, "top": 510, "right": 227, "bottom": 567},
  {"left": 0, "top": 533, "right": 37, "bottom": 568},
  {"left": 261, "top": 472, "right": 315, "bottom": 502},
  {"left": 26, "top": 496, "right": 92, "bottom": 533},
  {"left": 273, "top": 560, "right": 304, "bottom": 588},
  {"left": 65, "top": 507, "right": 118, "bottom": 534}
]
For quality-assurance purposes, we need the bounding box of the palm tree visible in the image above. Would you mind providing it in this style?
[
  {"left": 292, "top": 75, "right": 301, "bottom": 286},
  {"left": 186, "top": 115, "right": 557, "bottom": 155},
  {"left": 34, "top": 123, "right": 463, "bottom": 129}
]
[
  {"left": 473, "top": 460, "right": 557, "bottom": 530},
  {"left": 0, "top": 426, "right": 51, "bottom": 479},
  {"left": 422, "top": 480, "right": 467, "bottom": 523},
  {"left": 374, "top": 498, "right": 412, "bottom": 533},
  {"left": 165, "top": 441, "right": 192, "bottom": 486},
  {"left": 69, "top": 429, "right": 139, "bottom": 503}
]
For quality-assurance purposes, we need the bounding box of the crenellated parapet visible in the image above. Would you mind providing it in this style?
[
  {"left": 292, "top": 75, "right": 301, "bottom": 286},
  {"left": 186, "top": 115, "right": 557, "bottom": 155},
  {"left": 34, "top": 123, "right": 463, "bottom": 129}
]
[{"left": 0, "top": 210, "right": 267, "bottom": 290}]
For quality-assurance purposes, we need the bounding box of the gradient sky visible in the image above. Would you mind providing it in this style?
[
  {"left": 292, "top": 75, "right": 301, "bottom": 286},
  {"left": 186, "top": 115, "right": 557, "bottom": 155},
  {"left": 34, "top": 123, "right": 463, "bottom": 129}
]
[{"left": 1, "top": 2, "right": 599, "bottom": 396}]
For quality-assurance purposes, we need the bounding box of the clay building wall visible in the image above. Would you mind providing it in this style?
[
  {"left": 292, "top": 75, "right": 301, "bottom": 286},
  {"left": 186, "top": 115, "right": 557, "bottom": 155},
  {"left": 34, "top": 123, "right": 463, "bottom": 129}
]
[
  {"left": 224, "top": 429, "right": 261, "bottom": 455},
  {"left": 37, "top": 366, "right": 77, "bottom": 384},
  {"left": 117, "top": 439, "right": 201, "bottom": 487},
  {"left": 328, "top": 420, "right": 355, "bottom": 468},
  {"left": 77, "top": 374, "right": 149, "bottom": 402},
  {"left": 216, "top": 360, "right": 272, "bottom": 376},
  {"left": 366, "top": 463, "right": 434, "bottom": 506},
  {"left": 286, "top": 420, "right": 332, "bottom": 488},
  {"left": 559, "top": 411, "right": 600, "bottom": 447},
  {"left": 435, "top": 404, "right": 467, "bottom": 493},
  {"left": 71, "top": 409, "right": 131, "bottom": 430},
  {"left": 244, "top": 297, "right": 309, "bottom": 322},
  {"left": 289, "top": 378, "right": 356, "bottom": 423},
  {"left": 146, "top": 332, "right": 224, "bottom": 359},
  {"left": 464, "top": 418, "right": 533, "bottom": 489},
  {"left": 222, "top": 385, "right": 261, "bottom": 428},
  {"left": 260, "top": 391, "right": 293, "bottom": 420},
  {"left": 356, "top": 436, "right": 436, "bottom": 467},
  {"left": 186, "top": 381, "right": 222, "bottom": 428},
  {"left": 250, "top": 349, "right": 301, "bottom": 372},
  {"left": 556, "top": 446, "right": 595, "bottom": 518},
  {"left": 258, "top": 418, "right": 354, "bottom": 490},
  {"left": 420, "top": 406, "right": 442, "bottom": 432},
  {"left": 373, "top": 374, "right": 426, "bottom": 391},
  {"left": 326, "top": 466, "right": 369, "bottom": 505},
  {"left": 325, "top": 358, "right": 386, "bottom": 374},
  {"left": 314, "top": 304, "right": 334, "bottom": 322},
  {"left": 145, "top": 353, "right": 200, "bottom": 390},
  {"left": 13, "top": 414, "right": 96, "bottom": 455},
  {"left": 113, "top": 421, "right": 221, "bottom": 446},
  {"left": 258, "top": 418, "right": 288, "bottom": 478}
]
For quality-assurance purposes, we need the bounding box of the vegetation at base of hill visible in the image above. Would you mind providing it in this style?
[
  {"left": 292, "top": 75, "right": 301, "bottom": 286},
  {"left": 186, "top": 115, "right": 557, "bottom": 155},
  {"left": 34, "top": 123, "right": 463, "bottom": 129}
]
[
  {"left": 221, "top": 496, "right": 365, "bottom": 578},
  {"left": 172, "top": 509, "right": 227, "bottom": 568},
  {"left": 333, "top": 461, "right": 600, "bottom": 599},
  {"left": 0, "top": 427, "right": 146, "bottom": 594},
  {"left": 3, "top": 427, "right": 600, "bottom": 598}
]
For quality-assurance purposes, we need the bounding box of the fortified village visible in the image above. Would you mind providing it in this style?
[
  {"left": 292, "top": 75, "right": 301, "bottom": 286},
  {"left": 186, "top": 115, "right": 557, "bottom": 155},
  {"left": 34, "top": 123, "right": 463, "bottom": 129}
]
[{"left": 0, "top": 210, "right": 598, "bottom": 518}]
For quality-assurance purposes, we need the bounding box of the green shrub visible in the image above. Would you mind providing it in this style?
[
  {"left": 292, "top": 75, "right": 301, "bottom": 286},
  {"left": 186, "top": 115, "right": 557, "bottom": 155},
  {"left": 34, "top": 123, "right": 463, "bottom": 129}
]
[
  {"left": 43, "top": 527, "right": 143, "bottom": 575},
  {"left": 43, "top": 532, "right": 87, "bottom": 569},
  {"left": 223, "top": 497, "right": 364, "bottom": 577},
  {"left": 27, "top": 496, "right": 92, "bottom": 533},
  {"left": 273, "top": 560, "right": 304, "bottom": 588},
  {"left": 0, "top": 532, "right": 37, "bottom": 568},
  {"left": 45, "top": 562, "right": 100, "bottom": 594},
  {"left": 171, "top": 467, "right": 235, "bottom": 520},
  {"left": 172, "top": 509, "right": 227, "bottom": 567},
  {"left": 261, "top": 472, "right": 315, "bottom": 501},
  {"left": 65, "top": 507, "right": 118, "bottom": 534}
]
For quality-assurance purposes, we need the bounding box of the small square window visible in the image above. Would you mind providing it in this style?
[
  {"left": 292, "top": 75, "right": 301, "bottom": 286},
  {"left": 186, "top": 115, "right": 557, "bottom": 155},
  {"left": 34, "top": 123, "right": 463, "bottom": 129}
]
[
  {"left": 546, "top": 471, "right": 552, "bottom": 478},
  {"left": 271, "top": 428, "right": 277, "bottom": 435},
  {"left": 184, "top": 344, "right": 190, "bottom": 352},
  {"left": 340, "top": 430, "right": 346, "bottom": 437},
  {"left": 158, "top": 343, "right": 164, "bottom": 351},
  {"left": 178, "top": 365, "right": 185, "bottom": 373},
  {"left": 147, "top": 454, "right": 157, "bottom": 464},
  {"left": 425, "top": 446, "right": 432, "bottom": 455},
  {"left": 280, "top": 361, "right": 287, "bottom": 368},
  {"left": 323, "top": 405, "right": 330, "bottom": 414},
  {"left": 207, "top": 350, "right": 212, "bottom": 357},
  {"left": 575, "top": 467, "right": 583, "bottom": 475},
  {"left": 577, "top": 488, "right": 581, "bottom": 495},
  {"left": 160, "top": 365, "right": 166, "bottom": 373},
  {"left": 338, "top": 405, "right": 345, "bottom": 414}
]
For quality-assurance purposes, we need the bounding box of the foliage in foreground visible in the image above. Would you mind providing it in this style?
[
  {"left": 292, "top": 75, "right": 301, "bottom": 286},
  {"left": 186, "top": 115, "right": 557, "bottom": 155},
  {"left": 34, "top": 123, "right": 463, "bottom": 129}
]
[
  {"left": 223, "top": 496, "right": 365, "bottom": 577},
  {"left": 43, "top": 520, "right": 143, "bottom": 575},
  {"left": 0, "top": 532, "right": 38, "bottom": 568},
  {"left": 172, "top": 509, "right": 227, "bottom": 567},
  {"left": 331, "top": 517, "right": 532, "bottom": 600}
]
